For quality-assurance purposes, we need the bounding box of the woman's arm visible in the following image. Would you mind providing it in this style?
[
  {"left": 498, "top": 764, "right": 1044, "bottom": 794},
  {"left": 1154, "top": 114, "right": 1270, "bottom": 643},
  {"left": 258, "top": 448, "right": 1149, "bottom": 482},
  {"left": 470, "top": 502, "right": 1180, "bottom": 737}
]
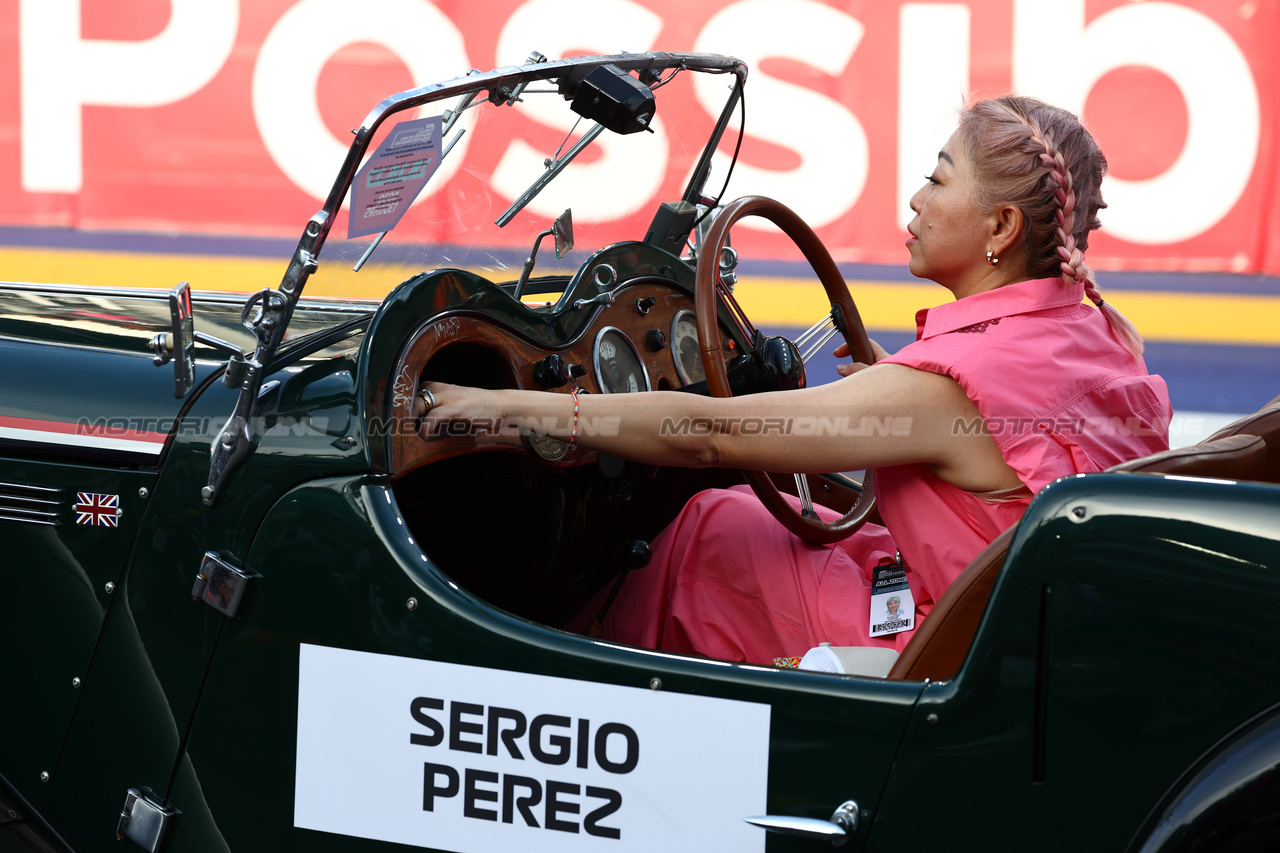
[{"left": 421, "top": 362, "right": 1022, "bottom": 493}]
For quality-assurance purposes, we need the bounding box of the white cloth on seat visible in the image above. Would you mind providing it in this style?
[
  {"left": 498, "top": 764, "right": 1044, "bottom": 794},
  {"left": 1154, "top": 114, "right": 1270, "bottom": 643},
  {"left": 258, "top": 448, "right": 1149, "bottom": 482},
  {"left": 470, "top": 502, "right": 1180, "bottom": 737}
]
[{"left": 798, "top": 643, "right": 900, "bottom": 677}]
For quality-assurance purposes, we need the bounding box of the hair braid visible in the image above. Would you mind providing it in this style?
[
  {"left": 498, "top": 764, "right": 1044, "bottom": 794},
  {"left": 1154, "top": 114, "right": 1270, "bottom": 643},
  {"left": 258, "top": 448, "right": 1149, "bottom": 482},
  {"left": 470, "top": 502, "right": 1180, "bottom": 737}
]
[
  {"left": 959, "top": 96, "right": 1145, "bottom": 359},
  {"left": 1020, "top": 116, "right": 1089, "bottom": 289}
]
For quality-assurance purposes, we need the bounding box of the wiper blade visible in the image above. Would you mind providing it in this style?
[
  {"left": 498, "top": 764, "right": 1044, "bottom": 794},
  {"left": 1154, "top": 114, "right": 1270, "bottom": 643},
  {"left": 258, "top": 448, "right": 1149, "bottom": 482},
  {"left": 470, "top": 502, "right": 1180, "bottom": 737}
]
[{"left": 495, "top": 122, "right": 605, "bottom": 228}]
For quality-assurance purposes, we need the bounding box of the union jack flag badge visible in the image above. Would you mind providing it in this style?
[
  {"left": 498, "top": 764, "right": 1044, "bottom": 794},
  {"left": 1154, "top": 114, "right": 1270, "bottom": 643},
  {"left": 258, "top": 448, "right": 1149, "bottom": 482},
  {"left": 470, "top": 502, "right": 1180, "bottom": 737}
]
[{"left": 75, "top": 492, "right": 120, "bottom": 527}]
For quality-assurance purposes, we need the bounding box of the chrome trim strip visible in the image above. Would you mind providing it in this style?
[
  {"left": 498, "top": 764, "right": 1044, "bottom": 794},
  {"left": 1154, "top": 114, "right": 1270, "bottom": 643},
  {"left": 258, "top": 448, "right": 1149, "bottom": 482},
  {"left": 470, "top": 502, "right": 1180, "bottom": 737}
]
[
  {"left": 0, "top": 480, "right": 61, "bottom": 494},
  {"left": 0, "top": 280, "right": 378, "bottom": 313},
  {"left": 0, "top": 514, "right": 58, "bottom": 527},
  {"left": 0, "top": 486, "right": 62, "bottom": 525},
  {"left": 0, "top": 505, "right": 58, "bottom": 519},
  {"left": 0, "top": 494, "right": 60, "bottom": 506}
]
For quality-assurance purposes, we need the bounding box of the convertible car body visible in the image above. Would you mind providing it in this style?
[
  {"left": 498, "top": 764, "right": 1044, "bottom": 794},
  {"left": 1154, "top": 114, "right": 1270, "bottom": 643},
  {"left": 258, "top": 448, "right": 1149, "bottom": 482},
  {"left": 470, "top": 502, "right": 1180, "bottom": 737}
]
[{"left": 3, "top": 52, "right": 1280, "bottom": 853}]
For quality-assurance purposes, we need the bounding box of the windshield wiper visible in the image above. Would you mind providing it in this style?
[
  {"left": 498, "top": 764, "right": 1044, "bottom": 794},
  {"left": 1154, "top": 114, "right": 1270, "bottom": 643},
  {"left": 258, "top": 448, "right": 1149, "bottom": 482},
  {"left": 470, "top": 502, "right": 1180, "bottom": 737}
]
[
  {"left": 497, "top": 63, "right": 656, "bottom": 227},
  {"left": 495, "top": 122, "right": 606, "bottom": 228}
]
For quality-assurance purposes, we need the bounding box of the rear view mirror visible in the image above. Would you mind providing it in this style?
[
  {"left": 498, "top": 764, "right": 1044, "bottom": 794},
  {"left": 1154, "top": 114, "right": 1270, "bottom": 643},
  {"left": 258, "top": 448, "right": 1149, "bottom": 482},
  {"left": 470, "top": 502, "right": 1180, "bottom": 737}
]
[
  {"left": 148, "top": 281, "right": 196, "bottom": 398},
  {"left": 170, "top": 282, "right": 196, "bottom": 398},
  {"left": 553, "top": 209, "right": 574, "bottom": 259}
]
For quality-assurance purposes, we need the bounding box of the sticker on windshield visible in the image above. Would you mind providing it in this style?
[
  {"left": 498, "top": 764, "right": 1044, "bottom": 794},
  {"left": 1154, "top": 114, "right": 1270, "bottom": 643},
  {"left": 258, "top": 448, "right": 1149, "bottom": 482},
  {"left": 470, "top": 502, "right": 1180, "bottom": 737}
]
[
  {"left": 295, "top": 644, "right": 771, "bottom": 852},
  {"left": 348, "top": 116, "right": 443, "bottom": 239}
]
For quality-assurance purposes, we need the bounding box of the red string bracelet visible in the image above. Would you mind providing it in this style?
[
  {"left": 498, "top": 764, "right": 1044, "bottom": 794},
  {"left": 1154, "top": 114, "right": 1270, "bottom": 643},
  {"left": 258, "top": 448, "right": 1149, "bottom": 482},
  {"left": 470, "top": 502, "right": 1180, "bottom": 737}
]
[{"left": 567, "top": 386, "right": 580, "bottom": 450}]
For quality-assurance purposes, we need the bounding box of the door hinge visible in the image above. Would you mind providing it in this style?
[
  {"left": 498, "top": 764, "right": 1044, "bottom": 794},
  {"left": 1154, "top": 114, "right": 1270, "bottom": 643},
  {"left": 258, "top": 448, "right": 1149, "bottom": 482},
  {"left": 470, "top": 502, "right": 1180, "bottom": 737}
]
[
  {"left": 191, "top": 551, "right": 254, "bottom": 618},
  {"left": 116, "top": 788, "right": 177, "bottom": 853}
]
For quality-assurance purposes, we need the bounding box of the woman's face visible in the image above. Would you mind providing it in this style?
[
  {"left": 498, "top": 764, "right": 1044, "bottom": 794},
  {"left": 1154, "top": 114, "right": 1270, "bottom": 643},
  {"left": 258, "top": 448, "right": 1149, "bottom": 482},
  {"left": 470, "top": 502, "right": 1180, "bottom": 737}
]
[{"left": 905, "top": 131, "right": 992, "bottom": 294}]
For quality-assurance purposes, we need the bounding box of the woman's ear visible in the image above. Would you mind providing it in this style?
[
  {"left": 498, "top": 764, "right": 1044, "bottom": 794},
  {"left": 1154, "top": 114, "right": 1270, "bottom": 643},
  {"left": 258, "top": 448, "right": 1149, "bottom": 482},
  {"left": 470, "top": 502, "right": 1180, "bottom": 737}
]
[{"left": 990, "top": 203, "right": 1024, "bottom": 258}]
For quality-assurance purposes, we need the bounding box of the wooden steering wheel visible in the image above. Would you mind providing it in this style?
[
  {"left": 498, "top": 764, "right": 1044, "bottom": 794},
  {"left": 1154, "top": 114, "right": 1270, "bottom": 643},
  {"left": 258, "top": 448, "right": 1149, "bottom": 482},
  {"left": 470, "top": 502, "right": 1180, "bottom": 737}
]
[{"left": 694, "top": 195, "right": 877, "bottom": 544}]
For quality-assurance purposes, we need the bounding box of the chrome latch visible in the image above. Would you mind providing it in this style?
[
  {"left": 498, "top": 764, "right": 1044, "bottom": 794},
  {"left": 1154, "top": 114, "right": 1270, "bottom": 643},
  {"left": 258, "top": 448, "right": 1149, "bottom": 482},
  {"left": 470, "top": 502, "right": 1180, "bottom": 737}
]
[
  {"left": 116, "top": 788, "right": 176, "bottom": 853},
  {"left": 191, "top": 552, "right": 254, "bottom": 618}
]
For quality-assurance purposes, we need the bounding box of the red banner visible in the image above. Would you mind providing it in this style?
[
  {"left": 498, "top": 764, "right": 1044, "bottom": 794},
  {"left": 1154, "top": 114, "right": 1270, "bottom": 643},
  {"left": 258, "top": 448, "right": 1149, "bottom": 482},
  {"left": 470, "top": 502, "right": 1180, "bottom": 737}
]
[{"left": 1, "top": 0, "right": 1277, "bottom": 274}]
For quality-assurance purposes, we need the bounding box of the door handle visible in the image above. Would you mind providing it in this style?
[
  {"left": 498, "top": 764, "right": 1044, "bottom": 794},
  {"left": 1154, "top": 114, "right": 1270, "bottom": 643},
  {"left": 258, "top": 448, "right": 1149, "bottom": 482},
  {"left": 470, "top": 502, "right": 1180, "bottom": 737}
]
[{"left": 744, "top": 799, "right": 859, "bottom": 846}]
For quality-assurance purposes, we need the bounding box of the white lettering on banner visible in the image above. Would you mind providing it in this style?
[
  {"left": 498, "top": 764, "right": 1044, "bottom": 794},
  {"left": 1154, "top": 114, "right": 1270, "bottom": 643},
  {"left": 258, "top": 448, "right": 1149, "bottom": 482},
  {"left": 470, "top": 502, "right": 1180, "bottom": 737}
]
[
  {"left": 693, "top": 0, "right": 868, "bottom": 229},
  {"left": 252, "top": 0, "right": 472, "bottom": 203},
  {"left": 295, "top": 645, "right": 770, "bottom": 852},
  {"left": 1013, "top": 0, "right": 1260, "bottom": 246},
  {"left": 490, "top": 0, "right": 667, "bottom": 223},
  {"left": 19, "top": 0, "right": 238, "bottom": 193},
  {"left": 897, "top": 4, "right": 969, "bottom": 231}
]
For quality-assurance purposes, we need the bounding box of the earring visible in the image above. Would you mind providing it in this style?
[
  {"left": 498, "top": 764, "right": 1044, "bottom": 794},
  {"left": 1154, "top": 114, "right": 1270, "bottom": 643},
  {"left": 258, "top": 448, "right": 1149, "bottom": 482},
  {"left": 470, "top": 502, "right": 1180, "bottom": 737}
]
[{"left": 986, "top": 250, "right": 999, "bottom": 266}]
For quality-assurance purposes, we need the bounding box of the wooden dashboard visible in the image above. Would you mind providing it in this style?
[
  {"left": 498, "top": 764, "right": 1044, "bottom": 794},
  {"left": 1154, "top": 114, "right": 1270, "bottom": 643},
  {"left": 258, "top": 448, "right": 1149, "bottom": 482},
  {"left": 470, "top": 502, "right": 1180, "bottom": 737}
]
[{"left": 388, "top": 278, "right": 740, "bottom": 478}]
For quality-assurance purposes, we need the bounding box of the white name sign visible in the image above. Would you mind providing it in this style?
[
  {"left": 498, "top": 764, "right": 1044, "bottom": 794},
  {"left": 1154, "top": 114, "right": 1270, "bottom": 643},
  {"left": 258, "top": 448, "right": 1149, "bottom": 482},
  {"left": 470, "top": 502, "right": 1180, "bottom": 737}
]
[{"left": 295, "top": 644, "right": 771, "bottom": 852}]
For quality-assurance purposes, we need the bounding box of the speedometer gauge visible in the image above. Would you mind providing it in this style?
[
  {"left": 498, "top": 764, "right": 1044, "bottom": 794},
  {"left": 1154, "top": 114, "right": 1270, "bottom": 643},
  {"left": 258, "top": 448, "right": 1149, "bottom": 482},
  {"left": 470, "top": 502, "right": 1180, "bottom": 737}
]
[
  {"left": 592, "top": 327, "right": 650, "bottom": 394},
  {"left": 670, "top": 309, "right": 706, "bottom": 385}
]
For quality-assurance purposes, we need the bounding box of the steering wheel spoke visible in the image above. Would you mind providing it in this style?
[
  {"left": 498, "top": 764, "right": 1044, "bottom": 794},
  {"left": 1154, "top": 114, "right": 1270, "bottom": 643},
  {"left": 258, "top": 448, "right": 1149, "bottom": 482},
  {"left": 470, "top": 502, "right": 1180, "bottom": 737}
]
[
  {"left": 695, "top": 195, "right": 877, "bottom": 544},
  {"left": 800, "top": 327, "right": 841, "bottom": 365},
  {"left": 793, "top": 473, "right": 818, "bottom": 518},
  {"left": 793, "top": 311, "right": 835, "bottom": 348}
]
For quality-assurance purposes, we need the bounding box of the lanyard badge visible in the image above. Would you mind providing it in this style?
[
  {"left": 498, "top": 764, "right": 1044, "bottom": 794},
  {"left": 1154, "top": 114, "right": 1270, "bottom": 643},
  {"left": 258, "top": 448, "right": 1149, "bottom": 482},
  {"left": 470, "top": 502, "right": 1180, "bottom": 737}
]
[{"left": 869, "top": 552, "right": 914, "bottom": 637}]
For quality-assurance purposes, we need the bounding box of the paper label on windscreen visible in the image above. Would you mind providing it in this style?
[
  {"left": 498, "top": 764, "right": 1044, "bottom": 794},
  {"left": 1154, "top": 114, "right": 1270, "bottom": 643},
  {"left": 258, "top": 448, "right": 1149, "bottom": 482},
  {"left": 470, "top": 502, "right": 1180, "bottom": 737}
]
[{"left": 348, "top": 116, "right": 442, "bottom": 238}]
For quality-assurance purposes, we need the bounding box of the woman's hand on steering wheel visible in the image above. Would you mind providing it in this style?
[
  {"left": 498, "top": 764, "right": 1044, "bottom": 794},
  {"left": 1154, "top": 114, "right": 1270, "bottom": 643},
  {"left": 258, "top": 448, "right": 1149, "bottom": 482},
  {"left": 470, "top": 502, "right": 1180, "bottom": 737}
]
[{"left": 834, "top": 339, "right": 890, "bottom": 377}]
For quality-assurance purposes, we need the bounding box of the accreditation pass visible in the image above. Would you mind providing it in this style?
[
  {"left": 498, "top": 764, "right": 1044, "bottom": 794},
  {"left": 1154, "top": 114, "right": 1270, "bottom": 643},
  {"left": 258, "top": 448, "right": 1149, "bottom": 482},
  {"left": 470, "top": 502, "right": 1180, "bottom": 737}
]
[{"left": 869, "top": 554, "right": 914, "bottom": 637}]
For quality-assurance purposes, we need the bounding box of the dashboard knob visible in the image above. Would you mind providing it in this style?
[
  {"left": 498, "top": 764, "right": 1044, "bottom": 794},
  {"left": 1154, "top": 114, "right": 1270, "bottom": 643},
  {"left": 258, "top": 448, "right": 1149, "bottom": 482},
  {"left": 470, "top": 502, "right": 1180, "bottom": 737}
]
[
  {"left": 533, "top": 354, "right": 571, "bottom": 388},
  {"left": 636, "top": 296, "right": 657, "bottom": 315},
  {"left": 646, "top": 329, "right": 668, "bottom": 351},
  {"left": 569, "top": 362, "right": 588, "bottom": 379}
]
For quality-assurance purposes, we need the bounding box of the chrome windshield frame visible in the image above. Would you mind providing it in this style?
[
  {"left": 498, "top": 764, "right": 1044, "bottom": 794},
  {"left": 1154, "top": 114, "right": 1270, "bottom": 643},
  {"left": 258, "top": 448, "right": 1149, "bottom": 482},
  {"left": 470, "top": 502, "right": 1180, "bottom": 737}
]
[{"left": 200, "top": 51, "right": 746, "bottom": 507}]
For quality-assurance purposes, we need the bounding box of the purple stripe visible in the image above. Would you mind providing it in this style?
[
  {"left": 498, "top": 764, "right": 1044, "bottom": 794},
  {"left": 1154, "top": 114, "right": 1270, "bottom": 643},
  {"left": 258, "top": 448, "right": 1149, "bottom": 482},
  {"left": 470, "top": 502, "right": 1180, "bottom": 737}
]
[{"left": 2, "top": 225, "right": 1279, "bottom": 295}]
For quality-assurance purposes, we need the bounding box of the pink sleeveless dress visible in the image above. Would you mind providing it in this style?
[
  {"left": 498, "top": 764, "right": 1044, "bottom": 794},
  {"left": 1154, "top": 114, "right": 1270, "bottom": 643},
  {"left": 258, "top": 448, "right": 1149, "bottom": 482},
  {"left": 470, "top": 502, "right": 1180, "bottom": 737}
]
[{"left": 602, "top": 278, "right": 1172, "bottom": 664}]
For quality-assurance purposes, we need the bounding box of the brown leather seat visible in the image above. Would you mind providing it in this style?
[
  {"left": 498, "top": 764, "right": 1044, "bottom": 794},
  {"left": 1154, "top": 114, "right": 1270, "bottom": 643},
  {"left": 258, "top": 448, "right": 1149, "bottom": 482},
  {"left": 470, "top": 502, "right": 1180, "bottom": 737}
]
[
  {"left": 1204, "top": 392, "right": 1280, "bottom": 483},
  {"left": 886, "top": 523, "right": 1017, "bottom": 681},
  {"left": 1109, "top": 432, "right": 1268, "bottom": 477},
  {"left": 885, "top": 432, "right": 1269, "bottom": 681}
]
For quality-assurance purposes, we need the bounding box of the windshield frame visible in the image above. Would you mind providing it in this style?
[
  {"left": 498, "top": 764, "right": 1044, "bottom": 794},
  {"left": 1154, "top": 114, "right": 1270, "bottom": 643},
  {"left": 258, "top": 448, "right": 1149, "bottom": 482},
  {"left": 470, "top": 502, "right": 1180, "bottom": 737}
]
[
  {"left": 199, "top": 52, "right": 745, "bottom": 508},
  {"left": 272, "top": 52, "right": 745, "bottom": 362},
  {"left": 323, "top": 52, "right": 746, "bottom": 259}
]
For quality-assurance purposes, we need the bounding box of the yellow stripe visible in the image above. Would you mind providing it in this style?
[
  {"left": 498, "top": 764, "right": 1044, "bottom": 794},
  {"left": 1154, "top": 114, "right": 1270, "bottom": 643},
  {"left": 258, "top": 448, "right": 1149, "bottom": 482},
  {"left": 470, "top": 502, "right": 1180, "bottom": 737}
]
[
  {"left": 1090, "top": 290, "right": 1280, "bottom": 346},
  {"left": 3, "top": 247, "right": 1277, "bottom": 346},
  {"left": 0, "top": 246, "right": 422, "bottom": 299}
]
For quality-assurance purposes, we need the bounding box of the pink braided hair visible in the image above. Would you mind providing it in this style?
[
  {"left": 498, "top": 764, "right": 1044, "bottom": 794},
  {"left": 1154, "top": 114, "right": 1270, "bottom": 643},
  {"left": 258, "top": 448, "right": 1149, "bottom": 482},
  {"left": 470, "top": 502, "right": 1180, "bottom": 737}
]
[{"left": 959, "top": 97, "right": 1145, "bottom": 358}]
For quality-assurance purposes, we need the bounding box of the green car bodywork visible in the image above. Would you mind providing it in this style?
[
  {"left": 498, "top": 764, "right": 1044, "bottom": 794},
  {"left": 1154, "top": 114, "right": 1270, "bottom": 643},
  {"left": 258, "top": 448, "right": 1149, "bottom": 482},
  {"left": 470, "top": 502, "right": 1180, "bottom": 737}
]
[
  {"left": 3, "top": 52, "right": 1280, "bottom": 853},
  {"left": 4, "top": 270, "right": 1280, "bottom": 853}
]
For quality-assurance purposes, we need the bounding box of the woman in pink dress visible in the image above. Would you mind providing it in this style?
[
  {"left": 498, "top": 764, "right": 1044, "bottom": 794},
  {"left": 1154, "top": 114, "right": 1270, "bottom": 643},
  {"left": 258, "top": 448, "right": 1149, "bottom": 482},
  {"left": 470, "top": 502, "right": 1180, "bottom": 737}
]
[{"left": 419, "top": 96, "right": 1171, "bottom": 665}]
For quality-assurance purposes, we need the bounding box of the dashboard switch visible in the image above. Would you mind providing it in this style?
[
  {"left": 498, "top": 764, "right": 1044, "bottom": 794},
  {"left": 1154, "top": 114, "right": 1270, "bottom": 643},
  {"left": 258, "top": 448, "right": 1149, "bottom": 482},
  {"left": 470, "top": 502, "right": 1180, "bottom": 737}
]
[
  {"left": 646, "top": 329, "right": 668, "bottom": 351},
  {"left": 533, "top": 354, "right": 571, "bottom": 388}
]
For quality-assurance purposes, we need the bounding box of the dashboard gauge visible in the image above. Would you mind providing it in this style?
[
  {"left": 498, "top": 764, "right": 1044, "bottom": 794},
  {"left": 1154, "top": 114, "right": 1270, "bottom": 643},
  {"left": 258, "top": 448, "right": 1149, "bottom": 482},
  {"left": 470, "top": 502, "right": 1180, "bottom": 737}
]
[
  {"left": 525, "top": 431, "right": 571, "bottom": 462},
  {"left": 670, "top": 309, "right": 706, "bottom": 385},
  {"left": 592, "top": 327, "right": 650, "bottom": 394}
]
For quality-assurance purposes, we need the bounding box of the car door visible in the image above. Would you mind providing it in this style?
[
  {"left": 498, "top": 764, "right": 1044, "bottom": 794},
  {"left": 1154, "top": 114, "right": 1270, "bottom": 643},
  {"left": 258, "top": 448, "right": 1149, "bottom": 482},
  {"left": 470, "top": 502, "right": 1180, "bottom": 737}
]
[{"left": 170, "top": 478, "right": 926, "bottom": 853}]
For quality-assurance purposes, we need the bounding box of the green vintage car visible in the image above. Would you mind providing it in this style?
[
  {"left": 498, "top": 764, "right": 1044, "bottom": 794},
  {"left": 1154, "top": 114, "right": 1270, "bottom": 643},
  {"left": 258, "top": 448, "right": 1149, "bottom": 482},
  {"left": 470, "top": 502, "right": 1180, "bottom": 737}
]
[{"left": 3, "top": 52, "right": 1280, "bottom": 853}]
